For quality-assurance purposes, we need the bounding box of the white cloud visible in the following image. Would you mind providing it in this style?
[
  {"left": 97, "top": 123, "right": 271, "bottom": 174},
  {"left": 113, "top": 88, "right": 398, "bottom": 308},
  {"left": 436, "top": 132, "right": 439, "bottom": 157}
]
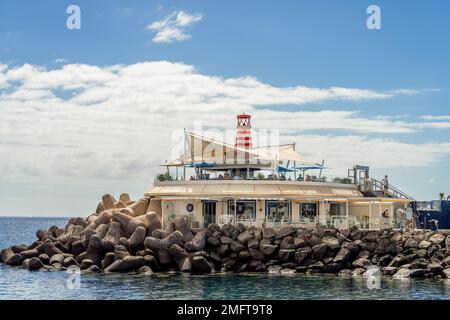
[
  {"left": 146, "top": 11, "right": 203, "bottom": 43},
  {"left": 0, "top": 60, "right": 448, "bottom": 191},
  {"left": 421, "top": 115, "right": 450, "bottom": 121},
  {"left": 54, "top": 58, "right": 68, "bottom": 64}
]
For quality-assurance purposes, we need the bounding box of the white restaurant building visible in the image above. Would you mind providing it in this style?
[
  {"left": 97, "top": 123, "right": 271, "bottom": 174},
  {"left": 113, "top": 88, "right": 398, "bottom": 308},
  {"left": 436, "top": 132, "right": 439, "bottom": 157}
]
[{"left": 145, "top": 114, "right": 413, "bottom": 230}]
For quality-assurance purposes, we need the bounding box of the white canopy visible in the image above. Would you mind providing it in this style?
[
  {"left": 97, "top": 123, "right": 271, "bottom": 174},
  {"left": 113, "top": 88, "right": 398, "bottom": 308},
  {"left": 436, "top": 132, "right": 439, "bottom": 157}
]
[{"left": 161, "top": 131, "right": 315, "bottom": 168}]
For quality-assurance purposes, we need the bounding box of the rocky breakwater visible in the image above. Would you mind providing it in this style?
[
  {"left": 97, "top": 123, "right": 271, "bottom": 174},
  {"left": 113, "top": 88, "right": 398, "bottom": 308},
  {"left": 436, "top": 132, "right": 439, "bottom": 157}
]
[{"left": 1, "top": 195, "right": 450, "bottom": 279}]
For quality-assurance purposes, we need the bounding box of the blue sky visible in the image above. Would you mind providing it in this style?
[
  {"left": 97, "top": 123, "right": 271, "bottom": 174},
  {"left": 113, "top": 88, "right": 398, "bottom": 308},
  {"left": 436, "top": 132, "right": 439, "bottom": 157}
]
[{"left": 0, "top": 0, "right": 450, "bottom": 215}]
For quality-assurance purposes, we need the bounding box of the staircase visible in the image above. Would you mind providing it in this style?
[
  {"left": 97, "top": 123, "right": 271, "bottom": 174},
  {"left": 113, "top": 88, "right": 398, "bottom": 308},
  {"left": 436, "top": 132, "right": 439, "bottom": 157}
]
[{"left": 359, "top": 178, "right": 412, "bottom": 199}]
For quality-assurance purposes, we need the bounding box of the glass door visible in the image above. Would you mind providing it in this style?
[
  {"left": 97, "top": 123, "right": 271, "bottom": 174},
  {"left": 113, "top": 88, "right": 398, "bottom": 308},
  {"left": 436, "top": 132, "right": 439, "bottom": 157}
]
[{"left": 203, "top": 201, "right": 216, "bottom": 228}]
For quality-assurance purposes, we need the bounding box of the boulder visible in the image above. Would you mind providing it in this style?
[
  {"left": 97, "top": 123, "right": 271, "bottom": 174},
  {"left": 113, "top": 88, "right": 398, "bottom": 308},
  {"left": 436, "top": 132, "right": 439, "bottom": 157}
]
[
  {"left": 219, "top": 236, "right": 233, "bottom": 244},
  {"left": 87, "top": 234, "right": 103, "bottom": 255},
  {"left": 207, "top": 237, "right": 220, "bottom": 247},
  {"left": 294, "top": 248, "right": 312, "bottom": 264},
  {"left": 352, "top": 258, "right": 372, "bottom": 269},
  {"left": 49, "top": 253, "right": 65, "bottom": 265},
  {"left": 418, "top": 240, "right": 431, "bottom": 249},
  {"left": 102, "top": 194, "right": 115, "bottom": 210},
  {"left": 410, "top": 269, "right": 427, "bottom": 278},
  {"left": 168, "top": 244, "right": 188, "bottom": 259},
  {"left": 144, "top": 236, "right": 162, "bottom": 251},
  {"left": 157, "top": 249, "right": 172, "bottom": 266},
  {"left": 351, "top": 268, "right": 366, "bottom": 276},
  {"left": 388, "top": 254, "right": 406, "bottom": 267},
  {"left": 275, "top": 227, "right": 296, "bottom": 239},
  {"left": 324, "top": 262, "right": 342, "bottom": 273},
  {"left": 338, "top": 269, "right": 353, "bottom": 277},
  {"left": 248, "top": 248, "right": 264, "bottom": 260},
  {"left": 238, "top": 250, "right": 251, "bottom": 261},
  {"left": 119, "top": 193, "right": 131, "bottom": 204},
  {"left": 102, "top": 222, "right": 124, "bottom": 251},
  {"left": 333, "top": 248, "right": 351, "bottom": 263},
  {"left": 142, "top": 254, "right": 158, "bottom": 270},
  {"left": 336, "top": 233, "right": 351, "bottom": 244},
  {"left": 429, "top": 234, "right": 445, "bottom": 245},
  {"left": 307, "top": 234, "right": 322, "bottom": 247},
  {"left": 411, "top": 259, "right": 428, "bottom": 270},
  {"left": 427, "top": 262, "right": 443, "bottom": 275},
  {"left": 138, "top": 265, "right": 154, "bottom": 275},
  {"left": 127, "top": 198, "right": 149, "bottom": 217},
  {"left": 174, "top": 216, "right": 194, "bottom": 242},
  {"left": 143, "top": 212, "right": 162, "bottom": 235},
  {"left": 260, "top": 244, "right": 277, "bottom": 256},
  {"left": 43, "top": 242, "right": 63, "bottom": 257},
  {"left": 217, "top": 244, "right": 230, "bottom": 257},
  {"left": 445, "top": 236, "right": 450, "bottom": 248},
  {"left": 267, "top": 265, "right": 282, "bottom": 274},
  {"left": 85, "top": 265, "right": 102, "bottom": 273},
  {"left": 176, "top": 256, "right": 192, "bottom": 272},
  {"left": 22, "top": 258, "right": 30, "bottom": 269},
  {"left": 312, "top": 244, "right": 333, "bottom": 260},
  {"left": 101, "top": 252, "right": 115, "bottom": 269},
  {"left": 191, "top": 256, "right": 213, "bottom": 273},
  {"left": 230, "top": 240, "right": 246, "bottom": 253},
  {"left": 358, "top": 250, "right": 371, "bottom": 259},
  {"left": 105, "top": 256, "right": 146, "bottom": 272},
  {"left": 321, "top": 236, "right": 340, "bottom": 251},
  {"left": 80, "top": 259, "right": 94, "bottom": 270},
  {"left": 309, "top": 261, "right": 325, "bottom": 271},
  {"left": 11, "top": 244, "right": 28, "bottom": 253},
  {"left": 38, "top": 253, "right": 49, "bottom": 265},
  {"left": 112, "top": 212, "right": 145, "bottom": 237},
  {"left": 68, "top": 217, "right": 89, "bottom": 228},
  {"left": 443, "top": 268, "right": 450, "bottom": 278},
  {"left": 96, "top": 224, "right": 109, "bottom": 239},
  {"left": 381, "top": 266, "right": 398, "bottom": 276},
  {"left": 393, "top": 268, "right": 412, "bottom": 279},
  {"left": 129, "top": 226, "right": 147, "bottom": 252},
  {"left": 89, "top": 210, "right": 113, "bottom": 229},
  {"left": 262, "top": 228, "right": 275, "bottom": 240},
  {"left": 278, "top": 249, "right": 295, "bottom": 262},
  {"left": 71, "top": 240, "right": 86, "bottom": 255},
  {"left": 5, "top": 253, "right": 23, "bottom": 266},
  {"left": 185, "top": 230, "right": 207, "bottom": 252},
  {"left": 18, "top": 248, "right": 39, "bottom": 259},
  {"left": 28, "top": 257, "right": 44, "bottom": 270},
  {"left": 237, "top": 230, "right": 253, "bottom": 244},
  {"left": 404, "top": 238, "right": 419, "bottom": 249},
  {"left": 161, "top": 231, "right": 184, "bottom": 250},
  {"left": 62, "top": 256, "right": 78, "bottom": 268}
]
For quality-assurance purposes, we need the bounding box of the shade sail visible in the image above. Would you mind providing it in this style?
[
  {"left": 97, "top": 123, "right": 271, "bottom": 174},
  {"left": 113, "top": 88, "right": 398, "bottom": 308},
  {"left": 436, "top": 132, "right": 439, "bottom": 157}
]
[{"left": 161, "top": 131, "right": 316, "bottom": 167}]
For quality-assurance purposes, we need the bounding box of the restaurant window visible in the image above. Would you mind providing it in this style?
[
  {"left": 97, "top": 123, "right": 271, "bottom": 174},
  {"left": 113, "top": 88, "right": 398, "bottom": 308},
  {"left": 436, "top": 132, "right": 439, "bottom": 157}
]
[
  {"left": 228, "top": 200, "right": 256, "bottom": 219},
  {"left": 330, "top": 203, "right": 343, "bottom": 215},
  {"left": 266, "top": 201, "right": 291, "bottom": 221},
  {"left": 300, "top": 202, "right": 317, "bottom": 220}
]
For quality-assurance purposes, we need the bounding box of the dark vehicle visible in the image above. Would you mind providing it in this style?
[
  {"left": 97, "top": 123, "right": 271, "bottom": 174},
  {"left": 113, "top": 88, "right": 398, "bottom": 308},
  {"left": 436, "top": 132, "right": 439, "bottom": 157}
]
[{"left": 413, "top": 200, "right": 450, "bottom": 230}]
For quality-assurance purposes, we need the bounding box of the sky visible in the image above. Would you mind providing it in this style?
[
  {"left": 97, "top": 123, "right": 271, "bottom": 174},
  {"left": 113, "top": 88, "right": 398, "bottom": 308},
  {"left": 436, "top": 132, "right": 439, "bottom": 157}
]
[{"left": 0, "top": 0, "right": 449, "bottom": 216}]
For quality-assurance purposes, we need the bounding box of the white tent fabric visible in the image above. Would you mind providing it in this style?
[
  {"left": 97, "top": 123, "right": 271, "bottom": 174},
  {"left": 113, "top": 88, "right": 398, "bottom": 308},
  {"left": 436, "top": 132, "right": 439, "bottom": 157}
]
[{"left": 161, "top": 131, "right": 314, "bottom": 167}]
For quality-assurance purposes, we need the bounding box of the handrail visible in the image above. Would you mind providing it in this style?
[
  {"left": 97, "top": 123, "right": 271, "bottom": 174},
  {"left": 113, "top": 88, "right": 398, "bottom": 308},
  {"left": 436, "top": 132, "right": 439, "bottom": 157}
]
[{"left": 367, "top": 178, "right": 412, "bottom": 199}]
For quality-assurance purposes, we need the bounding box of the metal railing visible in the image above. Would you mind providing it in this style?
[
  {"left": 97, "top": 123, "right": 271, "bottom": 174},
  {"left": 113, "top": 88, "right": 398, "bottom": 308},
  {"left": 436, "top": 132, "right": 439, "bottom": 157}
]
[
  {"left": 154, "top": 172, "right": 354, "bottom": 184},
  {"left": 360, "top": 178, "right": 412, "bottom": 199}
]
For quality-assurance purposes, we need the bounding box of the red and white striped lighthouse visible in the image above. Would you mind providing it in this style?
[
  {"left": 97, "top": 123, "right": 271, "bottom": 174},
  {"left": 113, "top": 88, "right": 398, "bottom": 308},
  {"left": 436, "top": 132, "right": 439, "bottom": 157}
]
[{"left": 235, "top": 113, "right": 253, "bottom": 149}]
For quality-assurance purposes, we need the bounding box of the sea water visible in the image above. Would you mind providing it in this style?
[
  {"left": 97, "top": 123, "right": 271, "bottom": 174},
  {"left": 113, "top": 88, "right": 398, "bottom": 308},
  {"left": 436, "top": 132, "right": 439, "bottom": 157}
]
[{"left": 1, "top": 217, "right": 450, "bottom": 300}]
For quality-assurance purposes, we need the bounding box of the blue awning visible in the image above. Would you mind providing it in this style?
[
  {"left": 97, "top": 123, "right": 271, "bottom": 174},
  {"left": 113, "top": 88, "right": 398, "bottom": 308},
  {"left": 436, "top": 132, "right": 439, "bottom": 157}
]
[
  {"left": 187, "top": 162, "right": 216, "bottom": 168},
  {"left": 277, "top": 166, "right": 294, "bottom": 173},
  {"left": 294, "top": 164, "right": 329, "bottom": 170}
]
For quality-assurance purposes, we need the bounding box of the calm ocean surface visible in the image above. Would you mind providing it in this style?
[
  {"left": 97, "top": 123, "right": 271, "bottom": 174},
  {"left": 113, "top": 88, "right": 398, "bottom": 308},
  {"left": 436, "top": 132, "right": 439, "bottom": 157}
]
[{"left": 1, "top": 217, "right": 450, "bottom": 300}]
